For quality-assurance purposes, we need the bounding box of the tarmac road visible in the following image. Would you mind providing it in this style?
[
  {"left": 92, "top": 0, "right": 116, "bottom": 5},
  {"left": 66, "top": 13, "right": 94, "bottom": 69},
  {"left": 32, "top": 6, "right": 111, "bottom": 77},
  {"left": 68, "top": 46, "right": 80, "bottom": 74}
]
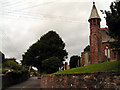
[{"left": 6, "top": 77, "right": 40, "bottom": 90}]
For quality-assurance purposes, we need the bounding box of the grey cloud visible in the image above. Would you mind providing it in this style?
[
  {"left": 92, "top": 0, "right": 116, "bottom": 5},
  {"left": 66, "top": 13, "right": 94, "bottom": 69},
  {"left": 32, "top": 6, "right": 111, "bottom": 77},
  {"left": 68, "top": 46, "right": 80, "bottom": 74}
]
[{"left": 0, "top": 1, "right": 113, "bottom": 62}]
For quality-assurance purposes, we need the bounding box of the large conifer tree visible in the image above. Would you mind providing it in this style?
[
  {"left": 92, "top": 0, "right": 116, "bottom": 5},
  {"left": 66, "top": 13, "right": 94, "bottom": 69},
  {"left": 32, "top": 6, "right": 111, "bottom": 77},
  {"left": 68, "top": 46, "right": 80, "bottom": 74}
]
[{"left": 22, "top": 30, "right": 68, "bottom": 73}]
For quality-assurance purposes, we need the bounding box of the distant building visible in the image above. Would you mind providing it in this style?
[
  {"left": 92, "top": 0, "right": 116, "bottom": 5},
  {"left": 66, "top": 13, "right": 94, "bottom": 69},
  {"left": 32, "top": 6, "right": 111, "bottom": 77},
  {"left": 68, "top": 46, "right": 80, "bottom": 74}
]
[
  {"left": 0, "top": 51, "right": 5, "bottom": 63},
  {"left": 81, "top": 51, "right": 91, "bottom": 66},
  {"left": 81, "top": 2, "right": 119, "bottom": 66},
  {"left": 5, "top": 58, "right": 16, "bottom": 61},
  {"left": 5, "top": 58, "right": 18, "bottom": 64},
  {"left": 77, "top": 57, "right": 81, "bottom": 67},
  {"left": 64, "top": 62, "right": 70, "bottom": 70},
  {"left": 116, "top": 0, "right": 120, "bottom": 2},
  {"left": 59, "top": 62, "right": 70, "bottom": 71}
]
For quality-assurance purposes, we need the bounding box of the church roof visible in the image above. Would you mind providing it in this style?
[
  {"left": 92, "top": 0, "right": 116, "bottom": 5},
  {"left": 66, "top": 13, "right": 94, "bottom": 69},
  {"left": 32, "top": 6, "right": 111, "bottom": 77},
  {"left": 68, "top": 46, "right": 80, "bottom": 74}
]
[
  {"left": 89, "top": 2, "right": 101, "bottom": 21},
  {"left": 100, "top": 28, "right": 115, "bottom": 43}
]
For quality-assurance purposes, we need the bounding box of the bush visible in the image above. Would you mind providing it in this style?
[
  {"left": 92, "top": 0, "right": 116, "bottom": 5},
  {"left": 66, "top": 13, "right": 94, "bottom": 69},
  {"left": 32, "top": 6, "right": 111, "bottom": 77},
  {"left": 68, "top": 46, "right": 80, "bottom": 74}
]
[
  {"left": 30, "top": 72, "right": 34, "bottom": 74},
  {"left": 3, "top": 60, "right": 22, "bottom": 70},
  {"left": 2, "top": 68, "right": 5, "bottom": 74},
  {"left": 2, "top": 60, "right": 28, "bottom": 74}
]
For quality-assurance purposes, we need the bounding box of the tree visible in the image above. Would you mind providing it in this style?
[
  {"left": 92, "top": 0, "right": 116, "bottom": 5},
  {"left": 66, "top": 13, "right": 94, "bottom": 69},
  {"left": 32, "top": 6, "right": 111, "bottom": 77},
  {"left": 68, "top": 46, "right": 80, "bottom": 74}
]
[
  {"left": 3, "top": 60, "right": 22, "bottom": 70},
  {"left": 69, "top": 55, "right": 80, "bottom": 68},
  {"left": 105, "top": 1, "right": 120, "bottom": 50},
  {"left": 22, "top": 30, "right": 68, "bottom": 73},
  {"left": 84, "top": 45, "right": 90, "bottom": 52},
  {"left": 42, "top": 56, "right": 62, "bottom": 74}
]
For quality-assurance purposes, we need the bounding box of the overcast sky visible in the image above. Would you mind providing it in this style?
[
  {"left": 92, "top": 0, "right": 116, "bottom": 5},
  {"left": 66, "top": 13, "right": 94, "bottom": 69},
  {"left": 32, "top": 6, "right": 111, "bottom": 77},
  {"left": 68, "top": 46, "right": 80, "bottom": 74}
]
[{"left": 0, "top": 0, "right": 115, "bottom": 63}]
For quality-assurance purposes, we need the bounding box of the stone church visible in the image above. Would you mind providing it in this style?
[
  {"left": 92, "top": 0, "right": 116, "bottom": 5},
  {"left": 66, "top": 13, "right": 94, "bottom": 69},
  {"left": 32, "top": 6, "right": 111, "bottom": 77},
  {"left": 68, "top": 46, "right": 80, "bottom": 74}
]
[{"left": 81, "top": 2, "right": 119, "bottom": 66}]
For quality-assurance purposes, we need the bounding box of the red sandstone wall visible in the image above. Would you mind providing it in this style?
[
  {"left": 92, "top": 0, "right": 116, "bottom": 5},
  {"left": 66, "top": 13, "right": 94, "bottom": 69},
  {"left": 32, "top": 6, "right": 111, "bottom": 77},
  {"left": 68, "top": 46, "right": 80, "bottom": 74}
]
[
  {"left": 81, "top": 52, "right": 85, "bottom": 66},
  {"left": 40, "top": 72, "right": 120, "bottom": 88},
  {"left": 90, "top": 24, "right": 103, "bottom": 64}
]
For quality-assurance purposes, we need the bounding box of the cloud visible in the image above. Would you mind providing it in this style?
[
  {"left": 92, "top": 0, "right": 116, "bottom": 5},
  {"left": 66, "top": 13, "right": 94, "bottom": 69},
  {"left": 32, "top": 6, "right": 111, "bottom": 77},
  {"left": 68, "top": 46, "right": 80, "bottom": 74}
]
[{"left": 0, "top": 0, "right": 114, "bottom": 63}]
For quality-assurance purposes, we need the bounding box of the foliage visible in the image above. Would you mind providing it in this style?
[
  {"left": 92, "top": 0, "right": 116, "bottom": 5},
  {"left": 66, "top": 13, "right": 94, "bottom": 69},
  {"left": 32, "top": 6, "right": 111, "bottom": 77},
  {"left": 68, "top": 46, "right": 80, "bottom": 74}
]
[
  {"left": 42, "top": 56, "right": 62, "bottom": 74},
  {"left": 30, "top": 71, "right": 34, "bottom": 74},
  {"left": 69, "top": 55, "right": 80, "bottom": 69},
  {"left": 2, "top": 60, "right": 28, "bottom": 74},
  {"left": 14, "top": 68, "right": 28, "bottom": 74},
  {"left": 3, "top": 60, "right": 22, "bottom": 70},
  {"left": 2, "top": 68, "right": 5, "bottom": 74},
  {"left": 0, "top": 68, "right": 2, "bottom": 74},
  {"left": 54, "top": 60, "right": 120, "bottom": 74},
  {"left": 105, "top": 1, "right": 120, "bottom": 49},
  {"left": 22, "top": 30, "right": 68, "bottom": 73},
  {"left": 84, "top": 45, "right": 90, "bottom": 52}
]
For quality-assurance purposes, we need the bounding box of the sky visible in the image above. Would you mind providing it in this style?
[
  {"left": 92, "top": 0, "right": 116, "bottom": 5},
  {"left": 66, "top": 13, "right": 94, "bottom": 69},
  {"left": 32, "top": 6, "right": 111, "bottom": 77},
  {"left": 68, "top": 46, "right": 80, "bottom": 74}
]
[{"left": 0, "top": 0, "right": 115, "bottom": 63}]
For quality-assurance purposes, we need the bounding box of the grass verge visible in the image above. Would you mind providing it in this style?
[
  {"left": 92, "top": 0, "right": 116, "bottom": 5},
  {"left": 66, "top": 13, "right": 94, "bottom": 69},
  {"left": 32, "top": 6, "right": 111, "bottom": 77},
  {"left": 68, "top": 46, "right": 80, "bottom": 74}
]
[{"left": 54, "top": 60, "right": 120, "bottom": 74}]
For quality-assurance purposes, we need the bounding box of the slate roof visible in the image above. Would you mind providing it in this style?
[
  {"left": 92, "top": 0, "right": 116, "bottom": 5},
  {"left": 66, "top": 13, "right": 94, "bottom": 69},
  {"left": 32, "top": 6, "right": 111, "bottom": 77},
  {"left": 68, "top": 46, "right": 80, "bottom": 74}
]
[
  {"left": 100, "top": 28, "right": 115, "bottom": 43},
  {"left": 89, "top": 2, "right": 101, "bottom": 21}
]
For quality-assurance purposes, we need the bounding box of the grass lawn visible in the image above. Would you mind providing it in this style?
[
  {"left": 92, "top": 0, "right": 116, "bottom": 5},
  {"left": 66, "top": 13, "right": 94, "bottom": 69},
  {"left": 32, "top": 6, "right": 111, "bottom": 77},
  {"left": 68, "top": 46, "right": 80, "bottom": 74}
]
[{"left": 54, "top": 60, "right": 120, "bottom": 74}]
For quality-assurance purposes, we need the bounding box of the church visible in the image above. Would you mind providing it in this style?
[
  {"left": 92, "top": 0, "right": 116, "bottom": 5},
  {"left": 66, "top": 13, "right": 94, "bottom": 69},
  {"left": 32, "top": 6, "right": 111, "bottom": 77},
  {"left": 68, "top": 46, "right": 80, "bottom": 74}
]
[{"left": 80, "top": 2, "right": 119, "bottom": 66}]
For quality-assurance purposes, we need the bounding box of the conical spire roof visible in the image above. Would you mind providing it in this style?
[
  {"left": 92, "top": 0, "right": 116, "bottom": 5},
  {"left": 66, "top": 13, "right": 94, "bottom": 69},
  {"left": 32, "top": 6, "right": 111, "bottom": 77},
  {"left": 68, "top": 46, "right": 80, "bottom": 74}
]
[{"left": 89, "top": 2, "right": 101, "bottom": 21}]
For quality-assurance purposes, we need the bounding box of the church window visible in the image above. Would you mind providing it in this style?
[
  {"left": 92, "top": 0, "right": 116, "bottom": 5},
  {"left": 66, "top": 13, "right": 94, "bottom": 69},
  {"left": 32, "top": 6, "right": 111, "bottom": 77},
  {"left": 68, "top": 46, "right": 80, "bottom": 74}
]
[
  {"left": 105, "top": 49, "right": 107, "bottom": 56},
  {"left": 108, "top": 49, "right": 110, "bottom": 58},
  {"left": 105, "top": 46, "right": 110, "bottom": 58}
]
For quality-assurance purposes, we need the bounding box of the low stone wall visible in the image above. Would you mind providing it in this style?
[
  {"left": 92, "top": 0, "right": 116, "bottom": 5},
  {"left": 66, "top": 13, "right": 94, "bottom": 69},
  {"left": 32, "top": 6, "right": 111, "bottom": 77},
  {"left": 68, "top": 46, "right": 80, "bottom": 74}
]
[{"left": 40, "top": 72, "right": 120, "bottom": 88}]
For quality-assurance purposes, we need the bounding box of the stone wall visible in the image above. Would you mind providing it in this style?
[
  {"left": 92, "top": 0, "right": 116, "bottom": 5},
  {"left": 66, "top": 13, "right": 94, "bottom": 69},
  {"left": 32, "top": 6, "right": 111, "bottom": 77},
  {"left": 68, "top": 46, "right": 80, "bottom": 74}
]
[{"left": 40, "top": 72, "right": 120, "bottom": 88}]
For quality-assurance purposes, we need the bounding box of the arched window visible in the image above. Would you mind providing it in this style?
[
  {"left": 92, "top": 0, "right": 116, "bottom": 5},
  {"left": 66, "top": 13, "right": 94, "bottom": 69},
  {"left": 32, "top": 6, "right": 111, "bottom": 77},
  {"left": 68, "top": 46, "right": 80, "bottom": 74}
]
[
  {"left": 105, "top": 46, "right": 110, "bottom": 59},
  {"left": 108, "top": 49, "right": 110, "bottom": 58}
]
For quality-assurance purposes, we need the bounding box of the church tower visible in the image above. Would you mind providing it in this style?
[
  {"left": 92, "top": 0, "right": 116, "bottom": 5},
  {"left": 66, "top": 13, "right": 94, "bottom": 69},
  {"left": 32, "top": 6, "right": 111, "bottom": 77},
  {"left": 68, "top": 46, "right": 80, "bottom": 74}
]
[{"left": 88, "top": 2, "right": 103, "bottom": 64}]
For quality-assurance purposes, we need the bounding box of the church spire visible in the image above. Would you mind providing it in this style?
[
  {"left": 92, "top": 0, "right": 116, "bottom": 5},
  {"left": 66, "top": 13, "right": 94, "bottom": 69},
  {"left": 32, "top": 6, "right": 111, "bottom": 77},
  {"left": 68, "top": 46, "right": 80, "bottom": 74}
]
[{"left": 88, "top": 2, "right": 101, "bottom": 21}]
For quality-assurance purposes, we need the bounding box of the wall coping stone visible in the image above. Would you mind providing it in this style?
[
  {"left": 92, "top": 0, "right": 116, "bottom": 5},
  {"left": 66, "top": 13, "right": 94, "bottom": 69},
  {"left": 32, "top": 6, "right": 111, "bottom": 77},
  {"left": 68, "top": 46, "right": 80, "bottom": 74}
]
[{"left": 41, "top": 72, "right": 120, "bottom": 77}]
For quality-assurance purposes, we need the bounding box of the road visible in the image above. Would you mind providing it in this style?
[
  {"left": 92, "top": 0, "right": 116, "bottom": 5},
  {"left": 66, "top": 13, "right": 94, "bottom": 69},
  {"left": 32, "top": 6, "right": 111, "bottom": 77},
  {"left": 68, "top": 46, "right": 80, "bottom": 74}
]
[{"left": 6, "top": 77, "right": 40, "bottom": 90}]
